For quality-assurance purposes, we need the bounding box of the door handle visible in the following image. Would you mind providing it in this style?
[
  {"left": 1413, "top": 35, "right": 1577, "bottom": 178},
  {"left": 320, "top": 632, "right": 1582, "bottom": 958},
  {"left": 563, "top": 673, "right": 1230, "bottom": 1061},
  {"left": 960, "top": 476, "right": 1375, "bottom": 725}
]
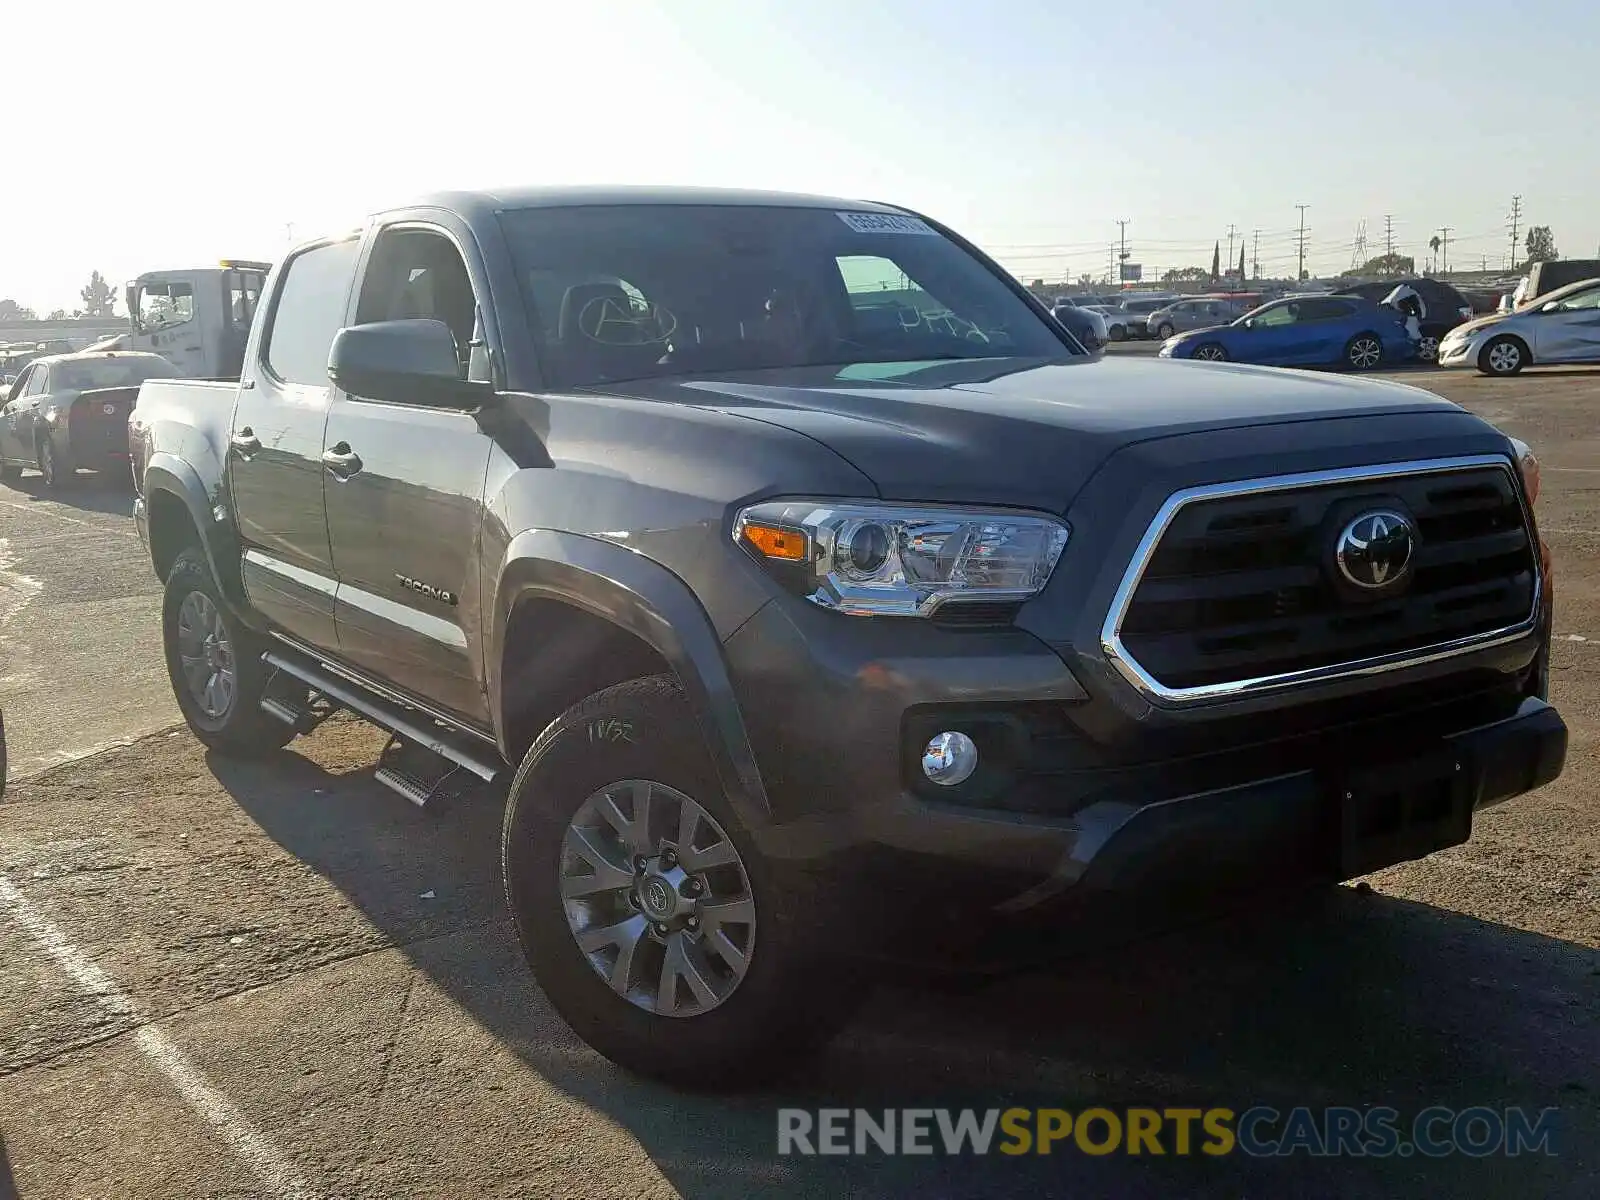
[
  {"left": 322, "top": 443, "right": 363, "bottom": 479},
  {"left": 230, "top": 428, "right": 261, "bottom": 457}
]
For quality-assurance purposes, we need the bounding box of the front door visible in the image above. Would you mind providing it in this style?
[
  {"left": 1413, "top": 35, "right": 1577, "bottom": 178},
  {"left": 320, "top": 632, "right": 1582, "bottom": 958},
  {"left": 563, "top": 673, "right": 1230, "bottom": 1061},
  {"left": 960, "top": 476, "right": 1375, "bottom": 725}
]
[
  {"left": 229, "top": 236, "right": 361, "bottom": 651},
  {"left": 1529, "top": 284, "right": 1600, "bottom": 363},
  {"left": 0, "top": 365, "right": 41, "bottom": 465},
  {"left": 322, "top": 222, "right": 496, "bottom": 724}
]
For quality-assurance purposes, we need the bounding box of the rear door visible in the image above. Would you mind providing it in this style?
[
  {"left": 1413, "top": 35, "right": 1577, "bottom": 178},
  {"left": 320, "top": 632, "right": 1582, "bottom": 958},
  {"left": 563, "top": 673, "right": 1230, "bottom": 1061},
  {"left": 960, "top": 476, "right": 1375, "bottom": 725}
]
[
  {"left": 229, "top": 236, "right": 361, "bottom": 651},
  {"left": 321, "top": 218, "right": 498, "bottom": 724},
  {"left": 1285, "top": 297, "right": 1358, "bottom": 364},
  {"left": 1528, "top": 283, "right": 1600, "bottom": 363}
]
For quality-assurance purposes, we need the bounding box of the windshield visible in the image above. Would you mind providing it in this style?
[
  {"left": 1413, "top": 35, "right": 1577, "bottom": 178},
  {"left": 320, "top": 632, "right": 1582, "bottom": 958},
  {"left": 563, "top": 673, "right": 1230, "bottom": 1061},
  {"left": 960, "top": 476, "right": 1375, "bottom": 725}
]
[
  {"left": 54, "top": 357, "right": 175, "bottom": 390},
  {"left": 498, "top": 204, "right": 1072, "bottom": 387}
]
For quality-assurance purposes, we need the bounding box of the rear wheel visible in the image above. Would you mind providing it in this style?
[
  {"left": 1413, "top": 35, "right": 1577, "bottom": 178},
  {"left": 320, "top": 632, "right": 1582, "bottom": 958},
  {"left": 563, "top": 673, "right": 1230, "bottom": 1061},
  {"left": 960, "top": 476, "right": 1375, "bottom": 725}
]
[
  {"left": 501, "top": 675, "right": 859, "bottom": 1087},
  {"left": 1416, "top": 334, "right": 1440, "bottom": 363},
  {"left": 1479, "top": 335, "right": 1528, "bottom": 376},
  {"left": 1155, "top": 322, "right": 1175, "bottom": 339},
  {"left": 1193, "top": 342, "right": 1228, "bottom": 362},
  {"left": 1345, "top": 333, "right": 1384, "bottom": 370},
  {"left": 162, "top": 547, "right": 297, "bottom": 756},
  {"left": 1107, "top": 324, "right": 1127, "bottom": 342}
]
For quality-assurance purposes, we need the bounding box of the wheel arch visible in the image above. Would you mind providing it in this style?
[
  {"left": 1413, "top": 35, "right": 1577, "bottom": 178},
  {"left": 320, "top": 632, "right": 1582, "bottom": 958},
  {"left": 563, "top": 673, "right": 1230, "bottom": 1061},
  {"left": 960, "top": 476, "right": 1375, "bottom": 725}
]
[
  {"left": 492, "top": 530, "right": 772, "bottom": 829},
  {"left": 1483, "top": 331, "right": 1534, "bottom": 369},
  {"left": 141, "top": 452, "right": 248, "bottom": 613}
]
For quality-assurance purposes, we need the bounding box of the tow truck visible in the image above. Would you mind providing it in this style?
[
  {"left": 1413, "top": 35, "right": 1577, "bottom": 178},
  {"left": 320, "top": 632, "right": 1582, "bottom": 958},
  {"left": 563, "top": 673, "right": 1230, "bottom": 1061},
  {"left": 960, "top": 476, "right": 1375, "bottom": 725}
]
[{"left": 117, "top": 259, "right": 272, "bottom": 379}]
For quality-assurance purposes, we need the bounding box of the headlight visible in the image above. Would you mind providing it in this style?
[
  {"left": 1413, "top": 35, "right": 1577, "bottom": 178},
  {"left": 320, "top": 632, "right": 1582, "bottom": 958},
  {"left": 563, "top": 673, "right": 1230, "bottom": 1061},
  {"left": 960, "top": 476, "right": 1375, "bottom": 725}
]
[
  {"left": 1157, "top": 343, "right": 1173, "bottom": 357},
  {"left": 734, "top": 500, "right": 1069, "bottom": 616},
  {"left": 1509, "top": 437, "right": 1539, "bottom": 505}
]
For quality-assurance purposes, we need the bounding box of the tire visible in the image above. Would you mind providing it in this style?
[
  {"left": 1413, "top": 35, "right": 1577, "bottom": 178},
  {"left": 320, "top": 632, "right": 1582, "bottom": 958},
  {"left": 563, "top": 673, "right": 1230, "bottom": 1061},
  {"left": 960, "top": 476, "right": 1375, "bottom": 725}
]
[
  {"left": 38, "top": 436, "right": 69, "bottom": 489},
  {"left": 1344, "top": 333, "right": 1384, "bottom": 371},
  {"left": 501, "top": 675, "right": 860, "bottom": 1088},
  {"left": 1479, "top": 335, "right": 1528, "bottom": 377},
  {"left": 1192, "top": 342, "right": 1228, "bottom": 362},
  {"left": 1107, "top": 324, "right": 1126, "bottom": 342},
  {"left": 0, "top": 448, "right": 20, "bottom": 484},
  {"left": 1155, "top": 322, "right": 1175, "bottom": 339},
  {"left": 161, "top": 547, "right": 296, "bottom": 756},
  {"left": 1416, "top": 334, "right": 1440, "bottom": 364}
]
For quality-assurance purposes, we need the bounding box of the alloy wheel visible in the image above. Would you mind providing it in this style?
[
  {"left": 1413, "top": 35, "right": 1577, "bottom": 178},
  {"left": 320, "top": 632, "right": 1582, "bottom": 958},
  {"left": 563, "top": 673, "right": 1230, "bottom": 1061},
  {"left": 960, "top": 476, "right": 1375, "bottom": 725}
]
[
  {"left": 1195, "top": 345, "right": 1226, "bottom": 361},
  {"left": 1418, "top": 335, "right": 1439, "bottom": 363},
  {"left": 1488, "top": 341, "right": 1522, "bottom": 374},
  {"left": 175, "top": 591, "right": 236, "bottom": 719},
  {"left": 1349, "top": 337, "right": 1382, "bottom": 369},
  {"left": 559, "top": 779, "right": 757, "bottom": 1017}
]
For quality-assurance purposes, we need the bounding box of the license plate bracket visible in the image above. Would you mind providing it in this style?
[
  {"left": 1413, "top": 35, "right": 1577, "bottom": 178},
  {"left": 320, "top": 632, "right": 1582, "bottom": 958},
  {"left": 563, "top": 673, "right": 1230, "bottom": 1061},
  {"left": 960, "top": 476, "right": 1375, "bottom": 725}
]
[{"left": 1334, "top": 745, "right": 1473, "bottom": 878}]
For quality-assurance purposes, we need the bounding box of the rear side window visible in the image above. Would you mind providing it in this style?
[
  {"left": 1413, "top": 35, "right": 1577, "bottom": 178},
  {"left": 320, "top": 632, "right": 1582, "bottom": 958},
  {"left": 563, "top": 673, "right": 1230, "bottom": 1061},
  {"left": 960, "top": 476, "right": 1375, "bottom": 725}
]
[
  {"left": 264, "top": 239, "right": 360, "bottom": 386},
  {"left": 1298, "top": 297, "right": 1354, "bottom": 321}
]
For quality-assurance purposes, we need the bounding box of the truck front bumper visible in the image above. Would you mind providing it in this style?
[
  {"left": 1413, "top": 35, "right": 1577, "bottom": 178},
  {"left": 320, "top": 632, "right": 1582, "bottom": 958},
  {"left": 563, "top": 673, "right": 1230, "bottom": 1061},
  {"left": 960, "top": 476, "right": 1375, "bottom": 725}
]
[{"left": 723, "top": 593, "right": 1564, "bottom": 961}]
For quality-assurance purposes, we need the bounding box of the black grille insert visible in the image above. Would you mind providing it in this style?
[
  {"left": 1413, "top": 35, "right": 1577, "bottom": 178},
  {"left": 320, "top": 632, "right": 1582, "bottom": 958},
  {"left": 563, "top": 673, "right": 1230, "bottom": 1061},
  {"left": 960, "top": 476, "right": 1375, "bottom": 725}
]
[{"left": 1116, "top": 465, "right": 1536, "bottom": 691}]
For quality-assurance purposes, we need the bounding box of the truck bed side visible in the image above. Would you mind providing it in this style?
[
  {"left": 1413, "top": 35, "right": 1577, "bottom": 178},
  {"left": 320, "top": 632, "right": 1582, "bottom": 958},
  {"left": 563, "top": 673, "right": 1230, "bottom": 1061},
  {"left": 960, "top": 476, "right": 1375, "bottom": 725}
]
[{"left": 129, "top": 378, "right": 243, "bottom": 594}]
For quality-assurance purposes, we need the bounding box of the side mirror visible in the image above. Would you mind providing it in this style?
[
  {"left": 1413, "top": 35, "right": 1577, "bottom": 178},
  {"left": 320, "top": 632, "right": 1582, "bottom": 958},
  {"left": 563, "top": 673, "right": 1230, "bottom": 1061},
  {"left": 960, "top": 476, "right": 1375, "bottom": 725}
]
[
  {"left": 1242, "top": 318, "right": 1255, "bottom": 329},
  {"left": 327, "top": 320, "right": 493, "bottom": 409},
  {"left": 1540, "top": 300, "right": 1561, "bottom": 313}
]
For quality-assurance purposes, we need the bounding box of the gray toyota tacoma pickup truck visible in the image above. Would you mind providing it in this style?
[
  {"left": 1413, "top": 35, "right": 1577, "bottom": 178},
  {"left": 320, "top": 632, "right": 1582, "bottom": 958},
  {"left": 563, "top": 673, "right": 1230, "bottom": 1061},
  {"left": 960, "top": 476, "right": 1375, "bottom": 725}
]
[{"left": 130, "top": 186, "right": 1565, "bottom": 1087}]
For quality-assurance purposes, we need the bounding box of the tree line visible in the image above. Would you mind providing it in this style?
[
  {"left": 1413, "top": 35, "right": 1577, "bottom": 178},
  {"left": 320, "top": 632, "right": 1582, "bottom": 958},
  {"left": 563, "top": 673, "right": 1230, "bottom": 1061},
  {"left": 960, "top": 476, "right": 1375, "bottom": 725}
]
[{"left": 0, "top": 271, "right": 119, "bottom": 322}]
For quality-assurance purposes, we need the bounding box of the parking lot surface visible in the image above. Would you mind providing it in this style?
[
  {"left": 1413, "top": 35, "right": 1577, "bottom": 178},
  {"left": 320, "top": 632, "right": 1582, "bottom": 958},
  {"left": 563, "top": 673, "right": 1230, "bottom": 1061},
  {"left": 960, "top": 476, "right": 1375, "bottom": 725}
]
[{"left": 2, "top": 364, "right": 1598, "bottom": 1198}]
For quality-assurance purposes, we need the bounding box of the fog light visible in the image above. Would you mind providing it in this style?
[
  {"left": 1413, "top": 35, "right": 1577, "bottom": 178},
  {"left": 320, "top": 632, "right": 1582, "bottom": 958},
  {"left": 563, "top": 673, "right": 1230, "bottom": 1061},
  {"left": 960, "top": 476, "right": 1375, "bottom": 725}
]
[{"left": 921, "top": 731, "right": 978, "bottom": 786}]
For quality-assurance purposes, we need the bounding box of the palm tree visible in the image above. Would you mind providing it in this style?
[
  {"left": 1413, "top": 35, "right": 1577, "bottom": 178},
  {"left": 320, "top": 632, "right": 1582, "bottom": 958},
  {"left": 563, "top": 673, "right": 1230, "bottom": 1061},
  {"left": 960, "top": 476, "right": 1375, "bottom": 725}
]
[{"left": 1428, "top": 235, "right": 1441, "bottom": 273}]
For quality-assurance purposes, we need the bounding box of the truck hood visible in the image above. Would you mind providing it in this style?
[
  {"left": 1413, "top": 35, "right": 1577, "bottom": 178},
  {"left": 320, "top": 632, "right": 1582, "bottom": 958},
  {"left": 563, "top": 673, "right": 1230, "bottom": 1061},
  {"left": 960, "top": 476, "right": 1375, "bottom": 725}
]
[{"left": 606, "top": 355, "right": 1463, "bottom": 512}]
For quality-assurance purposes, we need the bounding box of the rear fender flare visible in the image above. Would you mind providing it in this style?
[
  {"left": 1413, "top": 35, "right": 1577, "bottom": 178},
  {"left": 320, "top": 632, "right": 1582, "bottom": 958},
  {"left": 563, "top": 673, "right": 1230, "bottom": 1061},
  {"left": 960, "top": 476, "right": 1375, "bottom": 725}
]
[
  {"left": 492, "top": 529, "right": 771, "bottom": 828},
  {"left": 140, "top": 452, "right": 249, "bottom": 615}
]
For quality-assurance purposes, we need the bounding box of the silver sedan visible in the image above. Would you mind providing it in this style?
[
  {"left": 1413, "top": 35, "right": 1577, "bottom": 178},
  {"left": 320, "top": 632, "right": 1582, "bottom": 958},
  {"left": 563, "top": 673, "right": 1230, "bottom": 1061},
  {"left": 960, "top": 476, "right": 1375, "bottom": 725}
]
[{"left": 1438, "top": 276, "right": 1600, "bottom": 376}]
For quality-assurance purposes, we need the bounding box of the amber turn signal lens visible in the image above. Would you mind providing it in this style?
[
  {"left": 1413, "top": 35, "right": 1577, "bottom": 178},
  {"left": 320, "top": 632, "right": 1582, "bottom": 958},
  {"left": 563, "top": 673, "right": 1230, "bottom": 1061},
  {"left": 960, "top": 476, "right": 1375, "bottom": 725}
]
[{"left": 741, "top": 522, "right": 809, "bottom": 561}]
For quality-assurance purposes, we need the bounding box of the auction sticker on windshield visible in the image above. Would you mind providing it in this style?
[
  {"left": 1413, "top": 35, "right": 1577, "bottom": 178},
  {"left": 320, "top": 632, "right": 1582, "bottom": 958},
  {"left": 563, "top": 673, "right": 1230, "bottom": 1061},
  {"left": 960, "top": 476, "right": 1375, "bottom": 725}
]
[{"left": 836, "top": 212, "right": 939, "bottom": 236}]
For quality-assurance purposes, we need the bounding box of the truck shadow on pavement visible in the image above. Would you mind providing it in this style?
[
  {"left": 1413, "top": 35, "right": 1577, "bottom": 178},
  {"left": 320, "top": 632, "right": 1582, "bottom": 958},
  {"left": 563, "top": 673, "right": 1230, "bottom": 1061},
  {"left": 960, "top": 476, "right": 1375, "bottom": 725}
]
[{"left": 211, "top": 744, "right": 1600, "bottom": 1200}]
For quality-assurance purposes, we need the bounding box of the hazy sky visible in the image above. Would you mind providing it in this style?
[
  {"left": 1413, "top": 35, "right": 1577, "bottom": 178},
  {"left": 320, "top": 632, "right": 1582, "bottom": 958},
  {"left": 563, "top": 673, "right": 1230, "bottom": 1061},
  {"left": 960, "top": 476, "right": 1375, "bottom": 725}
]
[{"left": 5, "top": 0, "right": 1596, "bottom": 312}]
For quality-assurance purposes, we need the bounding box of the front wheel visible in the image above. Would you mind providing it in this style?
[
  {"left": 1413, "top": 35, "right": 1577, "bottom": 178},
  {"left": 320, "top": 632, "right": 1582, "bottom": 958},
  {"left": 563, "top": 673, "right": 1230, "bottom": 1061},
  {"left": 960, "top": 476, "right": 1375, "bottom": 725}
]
[
  {"left": 162, "top": 547, "right": 297, "bottom": 756},
  {"left": 1155, "top": 322, "right": 1175, "bottom": 339},
  {"left": 1107, "top": 324, "right": 1127, "bottom": 342},
  {"left": 501, "top": 675, "right": 859, "bottom": 1087},
  {"left": 1192, "top": 342, "right": 1228, "bottom": 362},
  {"left": 1345, "top": 334, "right": 1384, "bottom": 370},
  {"left": 1479, "top": 335, "right": 1527, "bottom": 376}
]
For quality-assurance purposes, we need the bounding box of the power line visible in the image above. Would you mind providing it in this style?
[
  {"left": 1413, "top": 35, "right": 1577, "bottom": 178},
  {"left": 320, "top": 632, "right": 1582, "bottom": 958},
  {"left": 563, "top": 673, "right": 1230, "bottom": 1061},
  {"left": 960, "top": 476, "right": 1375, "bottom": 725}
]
[
  {"left": 1507, "top": 196, "right": 1523, "bottom": 270},
  {"left": 1437, "top": 226, "right": 1453, "bottom": 274},
  {"left": 1294, "top": 205, "right": 1310, "bottom": 281}
]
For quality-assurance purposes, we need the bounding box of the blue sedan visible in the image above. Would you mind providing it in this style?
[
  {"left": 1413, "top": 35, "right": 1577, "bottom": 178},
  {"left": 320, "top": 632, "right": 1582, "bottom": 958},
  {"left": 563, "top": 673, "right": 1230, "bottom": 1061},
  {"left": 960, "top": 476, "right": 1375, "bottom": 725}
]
[{"left": 1157, "top": 295, "right": 1417, "bottom": 370}]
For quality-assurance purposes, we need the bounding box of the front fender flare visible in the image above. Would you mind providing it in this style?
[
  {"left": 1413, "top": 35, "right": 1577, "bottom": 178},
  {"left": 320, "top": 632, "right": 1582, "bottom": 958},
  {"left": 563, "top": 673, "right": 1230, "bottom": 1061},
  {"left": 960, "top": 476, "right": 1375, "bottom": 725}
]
[{"left": 492, "top": 530, "right": 771, "bottom": 828}]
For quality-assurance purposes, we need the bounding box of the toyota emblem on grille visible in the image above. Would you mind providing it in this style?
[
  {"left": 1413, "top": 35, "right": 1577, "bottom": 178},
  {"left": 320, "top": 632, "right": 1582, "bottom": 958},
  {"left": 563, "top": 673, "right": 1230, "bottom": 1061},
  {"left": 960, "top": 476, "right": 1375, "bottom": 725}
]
[{"left": 1335, "top": 509, "right": 1415, "bottom": 590}]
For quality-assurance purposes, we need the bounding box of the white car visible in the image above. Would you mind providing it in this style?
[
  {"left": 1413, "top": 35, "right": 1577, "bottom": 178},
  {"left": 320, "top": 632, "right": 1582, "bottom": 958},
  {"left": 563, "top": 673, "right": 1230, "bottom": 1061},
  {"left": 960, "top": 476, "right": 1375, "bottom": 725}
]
[{"left": 1438, "top": 276, "right": 1600, "bottom": 376}]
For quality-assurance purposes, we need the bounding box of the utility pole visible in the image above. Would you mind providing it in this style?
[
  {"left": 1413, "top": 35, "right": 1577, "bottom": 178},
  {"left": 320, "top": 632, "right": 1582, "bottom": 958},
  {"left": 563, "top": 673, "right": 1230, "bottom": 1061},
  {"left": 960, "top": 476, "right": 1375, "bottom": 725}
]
[
  {"left": 1294, "top": 205, "right": 1310, "bottom": 281},
  {"left": 1437, "top": 226, "right": 1452, "bottom": 275},
  {"left": 1114, "top": 219, "right": 1130, "bottom": 284},
  {"left": 1251, "top": 229, "right": 1260, "bottom": 280},
  {"left": 1383, "top": 215, "right": 1395, "bottom": 258},
  {"left": 1226, "top": 224, "right": 1237, "bottom": 275},
  {"left": 1507, "top": 195, "right": 1522, "bottom": 270}
]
